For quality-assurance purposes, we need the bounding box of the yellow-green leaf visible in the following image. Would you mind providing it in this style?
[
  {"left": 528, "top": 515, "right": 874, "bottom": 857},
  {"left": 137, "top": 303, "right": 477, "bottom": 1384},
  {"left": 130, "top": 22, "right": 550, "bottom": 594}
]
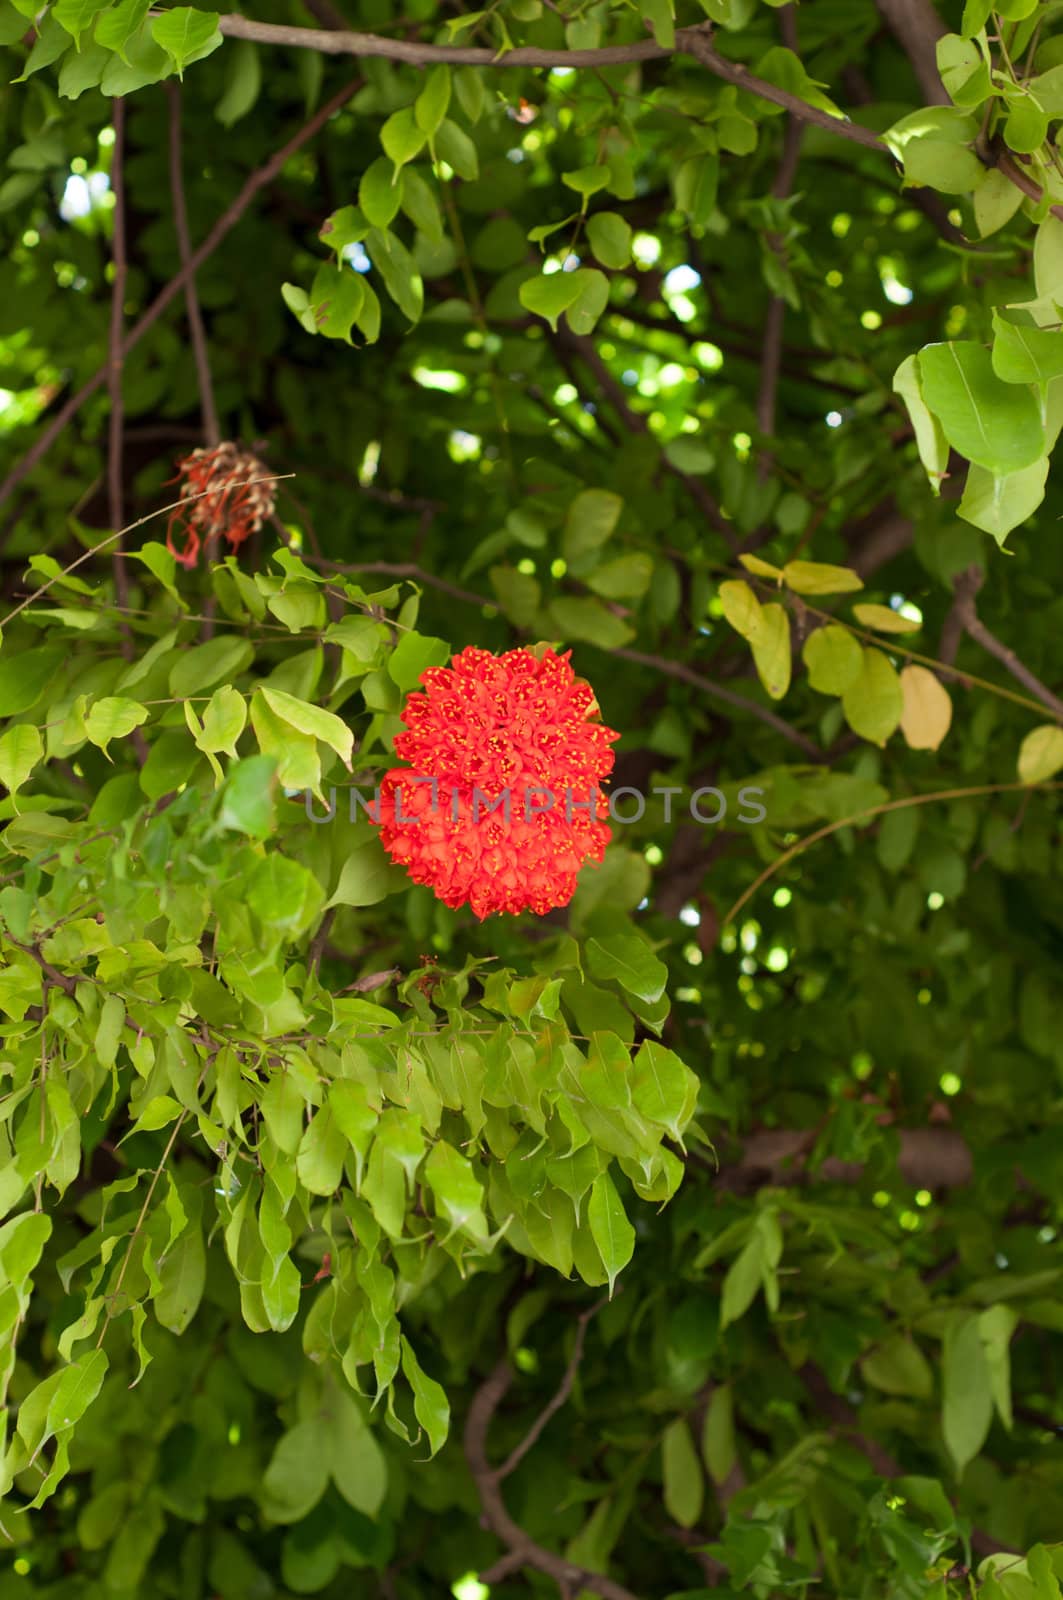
[
  {"left": 782, "top": 559, "right": 864, "bottom": 595},
  {"left": 1018, "top": 724, "right": 1063, "bottom": 784},
  {"left": 852, "top": 603, "right": 921, "bottom": 634},
  {"left": 717, "top": 579, "right": 762, "bottom": 639},
  {"left": 803, "top": 624, "right": 862, "bottom": 694}
]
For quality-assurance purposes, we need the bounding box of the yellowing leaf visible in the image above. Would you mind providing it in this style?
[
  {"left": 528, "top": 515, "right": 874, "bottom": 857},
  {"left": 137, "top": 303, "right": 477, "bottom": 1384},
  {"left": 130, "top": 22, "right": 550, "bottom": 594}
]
[
  {"left": 782, "top": 559, "right": 864, "bottom": 595},
  {"left": 717, "top": 579, "right": 762, "bottom": 640},
  {"left": 899, "top": 665, "right": 952, "bottom": 751},
  {"left": 750, "top": 603, "right": 791, "bottom": 700},
  {"left": 842, "top": 647, "right": 903, "bottom": 746},
  {"left": 852, "top": 603, "right": 921, "bottom": 634},
  {"left": 738, "top": 553, "right": 783, "bottom": 580},
  {"left": 1018, "top": 724, "right": 1063, "bottom": 784}
]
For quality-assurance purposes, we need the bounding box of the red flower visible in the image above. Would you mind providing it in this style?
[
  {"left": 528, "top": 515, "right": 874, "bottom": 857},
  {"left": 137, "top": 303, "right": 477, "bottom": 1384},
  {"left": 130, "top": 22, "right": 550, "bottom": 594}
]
[
  {"left": 373, "top": 646, "right": 620, "bottom": 920},
  {"left": 164, "top": 442, "right": 276, "bottom": 569}
]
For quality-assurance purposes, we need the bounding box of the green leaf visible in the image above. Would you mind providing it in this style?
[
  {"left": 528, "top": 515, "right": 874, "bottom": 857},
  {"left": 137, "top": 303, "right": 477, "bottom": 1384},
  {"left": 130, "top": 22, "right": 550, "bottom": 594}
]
[
  {"left": 84, "top": 696, "right": 148, "bottom": 757},
  {"left": 718, "top": 579, "right": 763, "bottom": 640},
  {"left": 400, "top": 1336, "right": 450, "bottom": 1456},
  {"left": 261, "top": 1420, "right": 331, "bottom": 1523},
  {"left": 673, "top": 154, "right": 719, "bottom": 226},
  {"left": 564, "top": 267, "right": 610, "bottom": 336},
  {"left": 586, "top": 211, "right": 632, "bottom": 269},
  {"left": 549, "top": 597, "right": 635, "bottom": 649},
  {"left": 587, "top": 1171, "right": 635, "bottom": 1297},
  {"left": 803, "top": 624, "right": 863, "bottom": 693},
  {"left": 586, "top": 933, "right": 667, "bottom": 1003},
  {"left": 149, "top": 6, "right": 220, "bottom": 73},
  {"left": 842, "top": 646, "right": 903, "bottom": 746},
  {"left": 563, "top": 488, "right": 622, "bottom": 562},
  {"left": 360, "top": 157, "right": 402, "bottom": 229},
  {"left": 974, "top": 167, "right": 1025, "bottom": 238},
  {"left": 366, "top": 227, "right": 424, "bottom": 325},
  {"left": 258, "top": 686, "right": 354, "bottom": 768},
  {"left": 720, "top": 1231, "right": 764, "bottom": 1328},
  {"left": 918, "top": 342, "right": 1045, "bottom": 474},
  {"left": 434, "top": 118, "right": 478, "bottom": 180},
  {"left": 381, "top": 106, "right": 426, "bottom": 172},
  {"left": 1004, "top": 95, "right": 1047, "bottom": 155},
  {"left": 562, "top": 165, "right": 611, "bottom": 199},
  {"left": 218, "top": 754, "right": 277, "bottom": 838},
  {"left": 52, "top": 0, "right": 109, "bottom": 47},
  {"left": 1018, "top": 724, "right": 1063, "bottom": 784},
  {"left": 215, "top": 36, "right": 260, "bottom": 124},
  {"left": 958, "top": 456, "right": 1049, "bottom": 544},
  {"left": 662, "top": 1417, "right": 703, "bottom": 1526},
  {"left": 901, "top": 135, "right": 985, "bottom": 193},
  {"left": 327, "top": 840, "right": 402, "bottom": 908},
  {"left": 520, "top": 270, "right": 585, "bottom": 332},
  {"left": 0, "top": 724, "right": 42, "bottom": 795},
  {"left": 309, "top": 262, "right": 366, "bottom": 344},
  {"left": 979, "top": 1304, "right": 1017, "bottom": 1430},
  {"left": 414, "top": 63, "right": 450, "bottom": 135},
  {"left": 937, "top": 32, "right": 992, "bottom": 106},
  {"left": 702, "top": 1384, "right": 736, "bottom": 1484},
  {"left": 943, "top": 1310, "right": 993, "bottom": 1475},
  {"left": 991, "top": 311, "right": 1063, "bottom": 390},
  {"left": 387, "top": 631, "right": 449, "bottom": 691},
  {"left": 860, "top": 1334, "right": 934, "bottom": 1398}
]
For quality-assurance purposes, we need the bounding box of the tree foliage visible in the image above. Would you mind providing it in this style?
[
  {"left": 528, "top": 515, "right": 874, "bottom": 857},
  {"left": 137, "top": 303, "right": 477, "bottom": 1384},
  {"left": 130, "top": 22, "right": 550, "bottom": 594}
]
[{"left": 1, "top": 0, "right": 1063, "bottom": 1596}]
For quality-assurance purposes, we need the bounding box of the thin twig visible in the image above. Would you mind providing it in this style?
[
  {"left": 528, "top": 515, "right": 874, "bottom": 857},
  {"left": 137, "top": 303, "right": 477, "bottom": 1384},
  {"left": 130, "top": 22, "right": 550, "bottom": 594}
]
[
  {"left": 0, "top": 79, "right": 363, "bottom": 513},
  {"left": 494, "top": 1295, "right": 609, "bottom": 1482},
  {"left": 167, "top": 82, "right": 220, "bottom": 449},
  {"left": 612, "top": 645, "right": 825, "bottom": 761},
  {"left": 947, "top": 564, "right": 1063, "bottom": 721},
  {"left": 108, "top": 98, "right": 131, "bottom": 635}
]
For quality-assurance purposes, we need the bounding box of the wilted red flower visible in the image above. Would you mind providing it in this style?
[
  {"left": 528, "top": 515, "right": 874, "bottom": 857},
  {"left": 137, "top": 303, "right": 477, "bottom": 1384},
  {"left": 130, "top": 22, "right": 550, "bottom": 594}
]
[
  {"left": 373, "top": 645, "right": 619, "bottom": 919},
  {"left": 165, "top": 442, "right": 275, "bottom": 569}
]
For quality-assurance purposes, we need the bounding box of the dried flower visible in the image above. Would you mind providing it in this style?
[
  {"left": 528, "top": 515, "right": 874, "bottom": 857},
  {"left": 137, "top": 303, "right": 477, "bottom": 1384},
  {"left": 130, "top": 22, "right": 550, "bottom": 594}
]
[
  {"left": 373, "top": 645, "right": 619, "bottom": 919},
  {"left": 165, "top": 442, "right": 275, "bottom": 569}
]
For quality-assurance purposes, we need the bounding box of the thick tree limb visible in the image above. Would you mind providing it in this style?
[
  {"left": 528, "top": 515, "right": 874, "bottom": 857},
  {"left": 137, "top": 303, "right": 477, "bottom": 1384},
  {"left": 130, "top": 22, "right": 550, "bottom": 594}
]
[
  {"left": 0, "top": 77, "right": 363, "bottom": 513},
  {"left": 718, "top": 1125, "right": 974, "bottom": 1192}
]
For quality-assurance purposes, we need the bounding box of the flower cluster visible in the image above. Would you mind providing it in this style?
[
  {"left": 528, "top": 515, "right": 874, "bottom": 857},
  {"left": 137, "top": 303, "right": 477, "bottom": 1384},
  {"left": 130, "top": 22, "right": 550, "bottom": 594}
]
[
  {"left": 373, "top": 646, "right": 620, "bottom": 919},
  {"left": 165, "top": 442, "right": 275, "bottom": 569}
]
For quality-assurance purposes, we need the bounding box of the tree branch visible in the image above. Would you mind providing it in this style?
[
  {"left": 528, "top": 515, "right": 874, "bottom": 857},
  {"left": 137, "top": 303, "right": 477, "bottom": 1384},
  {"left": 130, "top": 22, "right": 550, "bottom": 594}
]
[
  {"left": 612, "top": 646, "right": 826, "bottom": 761},
  {"left": 948, "top": 564, "right": 1063, "bottom": 722},
  {"left": 873, "top": 0, "right": 948, "bottom": 106},
  {"left": 207, "top": 13, "right": 890, "bottom": 154},
  {"left": 493, "top": 1295, "right": 608, "bottom": 1483},
  {"left": 464, "top": 1312, "right": 641, "bottom": 1600},
  {"left": 167, "top": 82, "right": 220, "bottom": 450},
  {"left": 551, "top": 325, "right": 736, "bottom": 547},
  {"left": 0, "top": 76, "right": 363, "bottom": 513},
  {"left": 108, "top": 98, "right": 130, "bottom": 630}
]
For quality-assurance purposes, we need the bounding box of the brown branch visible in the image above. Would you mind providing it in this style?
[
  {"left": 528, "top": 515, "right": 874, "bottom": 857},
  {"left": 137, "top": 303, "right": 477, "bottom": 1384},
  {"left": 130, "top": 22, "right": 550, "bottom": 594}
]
[
  {"left": 718, "top": 1125, "right": 974, "bottom": 1193},
  {"left": 167, "top": 82, "right": 220, "bottom": 450},
  {"left": 756, "top": 8, "right": 803, "bottom": 484},
  {"left": 949, "top": 564, "right": 1063, "bottom": 721},
  {"left": 305, "top": 555, "right": 491, "bottom": 611},
  {"left": 108, "top": 98, "right": 130, "bottom": 632},
  {"left": 612, "top": 646, "right": 825, "bottom": 762},
  {"left": 493, "top": 1295, "right": 608, "bottom": 1483},
  {"left": 551, "top": 326, "right": 736, "bottom": 547},
  {"left": 464, "top": 1311, "right": 641, "bottom": 1600},
  {"left": 799, "top": 1362, "right": 1014, "bottom": 1560},
  {"left": 0, "top": 76, "right": 363, "bottom": 514},
  {"left": 995, "top": 150, "right": 1063, "bottom": 224},
  {"left": 208, "top": 12, "right": 891, "bottom": 158}
]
